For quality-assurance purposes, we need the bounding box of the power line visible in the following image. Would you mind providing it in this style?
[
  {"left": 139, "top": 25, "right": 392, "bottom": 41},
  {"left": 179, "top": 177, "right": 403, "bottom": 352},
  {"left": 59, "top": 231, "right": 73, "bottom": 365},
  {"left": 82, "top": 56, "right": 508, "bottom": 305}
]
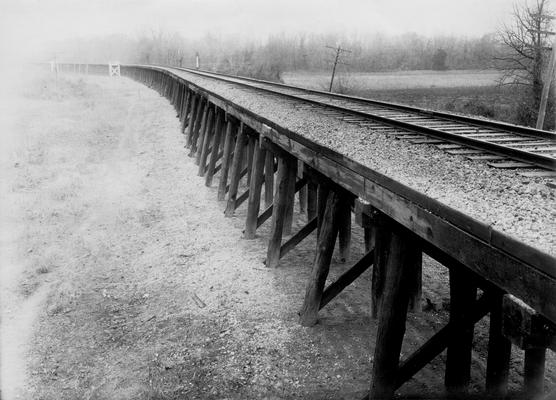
[{"left": 325, "top": 45, "right": 351, "bottom": 92}]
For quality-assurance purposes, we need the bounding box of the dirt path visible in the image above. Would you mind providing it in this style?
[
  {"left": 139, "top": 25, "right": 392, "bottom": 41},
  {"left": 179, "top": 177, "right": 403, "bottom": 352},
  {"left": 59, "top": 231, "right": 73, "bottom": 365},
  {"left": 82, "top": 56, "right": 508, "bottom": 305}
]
[{"left": 1, "top": 70, "right": 553, "bottom": 400}]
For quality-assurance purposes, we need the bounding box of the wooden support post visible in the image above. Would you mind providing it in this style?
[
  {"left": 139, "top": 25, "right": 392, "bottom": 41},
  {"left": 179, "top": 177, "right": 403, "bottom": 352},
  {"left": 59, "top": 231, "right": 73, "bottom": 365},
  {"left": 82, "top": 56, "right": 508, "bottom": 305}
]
[
  {"left": 369, "top": 216, "right": 418, "bottom": 400},
  {"left": 198, "top": 106, "right": 215, "bottom": 175},
  {"left": 224, "top": 123, "right": 247, "bottom": 216},
  {"left": 307, "top": 181, "right": 318, "bottom": 222},
  {"left": 189, "top": 96, "right": 205, "bottom": 151},
  {"left": 524, "top": 348, "right": 546, "bottom": 398},
  {"left": 297, "top": 161, "right": 307, "bottom": 214},
  {"left": 283, "top": 160, "right": 298, "bottom": 236},
  {"left": 190, "top": 100, "right": 208, "bottom": 157},
  {"left": 502, "top": 293, "right": 556, "bottom": 398},
  {"left": 407, "top": 251, "right": 422, "bottom": 313},
  {"left": 266, "top": 155, "right": 297, "bottom": 268},
  {"left": 316, "top": 184, "right": 329, "bottom": 238},
  {"left": 445, "top": 268, "right": 477, "bottom": 395},
  {"left": 371, "top": 216, "right": 387, "bottom": 319},
  {"left": 486, "top": 292, "right": 511, "bottom": 398},
  {"left": 355, "top": 199, "right": 377, "bottom": 254},
  {"left": 185, "top": 95, "right": 199, "bottom": 147},
  {"left": 205, "top": 110, "right": 225, "bottom": 186},
  {"left": 217, "top": 119, "right": 235, "bottom": 201},
  {"left": 246, "top": 135, "right": 255, "bottom": 186},
  {"left": 181, "top": 89, "right": 191, "bottom": 133},
  {"left": 337, "top": 196, "right": 351, "bottom": 263},
  {"left": 244, "top": 139, "right": 266, "bottom": 239},
  {"left": 264, "top": 152, "right": 275, "bottom": 207},
  {"left": 299, "top": 190, "right": 341, "bottom": 326},
  {"left": 257, "top": 177, "right": 307, "bottom": 229}
]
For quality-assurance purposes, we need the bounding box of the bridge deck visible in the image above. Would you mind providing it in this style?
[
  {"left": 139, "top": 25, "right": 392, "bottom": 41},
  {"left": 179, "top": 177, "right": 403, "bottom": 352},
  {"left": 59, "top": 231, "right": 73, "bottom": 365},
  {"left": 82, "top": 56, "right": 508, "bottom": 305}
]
[{"left": 166, "top": 67, "right": 555, "bottom": 259}]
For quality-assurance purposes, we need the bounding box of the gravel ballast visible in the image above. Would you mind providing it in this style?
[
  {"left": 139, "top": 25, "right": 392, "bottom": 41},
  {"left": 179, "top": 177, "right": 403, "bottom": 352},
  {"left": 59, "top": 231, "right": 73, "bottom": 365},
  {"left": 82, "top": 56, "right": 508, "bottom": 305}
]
[{"left": 168, "top": 69, "right": 555, "bottom": 257}]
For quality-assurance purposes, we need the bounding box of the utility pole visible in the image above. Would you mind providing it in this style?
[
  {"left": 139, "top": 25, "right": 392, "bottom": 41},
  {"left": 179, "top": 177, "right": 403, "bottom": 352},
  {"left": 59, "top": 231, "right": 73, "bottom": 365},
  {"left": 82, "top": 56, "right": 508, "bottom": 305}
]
[
  {"left": 196, "top": 52, "right": 200, "bottom": 69},
  {"left": 536, "top": 34, "right": 556, "bottom": 130},
  {"left": 326, "top": 45, "right": 351, "bottom": 92}
]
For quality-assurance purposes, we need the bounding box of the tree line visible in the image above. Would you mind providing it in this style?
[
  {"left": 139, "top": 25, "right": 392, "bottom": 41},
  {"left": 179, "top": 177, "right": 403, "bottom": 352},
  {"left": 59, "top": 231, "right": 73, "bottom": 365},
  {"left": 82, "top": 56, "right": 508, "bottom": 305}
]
[{"left": 51, "top": 30, "right": 499, "bottom": 76}]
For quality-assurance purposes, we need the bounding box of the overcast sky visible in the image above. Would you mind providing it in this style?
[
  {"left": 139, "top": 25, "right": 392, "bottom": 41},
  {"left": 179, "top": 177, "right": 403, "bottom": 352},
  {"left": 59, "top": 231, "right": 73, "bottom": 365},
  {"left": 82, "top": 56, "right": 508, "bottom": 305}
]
[{"left": 0, "top": 0, "right": 538, "bottom": 60}]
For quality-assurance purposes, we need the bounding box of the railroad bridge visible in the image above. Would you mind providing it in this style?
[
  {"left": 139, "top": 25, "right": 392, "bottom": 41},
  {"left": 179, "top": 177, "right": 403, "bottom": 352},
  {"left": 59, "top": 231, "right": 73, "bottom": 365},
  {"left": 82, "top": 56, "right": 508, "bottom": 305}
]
[{"left": 59, "top": 63, "right": 555, "bottom": 399}]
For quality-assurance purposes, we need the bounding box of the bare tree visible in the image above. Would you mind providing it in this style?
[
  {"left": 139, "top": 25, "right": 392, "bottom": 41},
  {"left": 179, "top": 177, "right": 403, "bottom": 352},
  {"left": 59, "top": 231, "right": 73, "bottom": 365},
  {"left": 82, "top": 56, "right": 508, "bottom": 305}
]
[{"left": 496, "top": 0, "right": 554, "bottom": 126}]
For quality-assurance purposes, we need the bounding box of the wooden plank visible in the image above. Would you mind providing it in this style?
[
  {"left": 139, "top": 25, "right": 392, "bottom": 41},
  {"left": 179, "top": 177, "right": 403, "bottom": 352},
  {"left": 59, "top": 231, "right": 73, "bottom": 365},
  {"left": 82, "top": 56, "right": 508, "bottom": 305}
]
[
  {"left": 320, "top": 249, "right": 374, "bottom": 309},
  {"left": 488, "top": 161, "right": 535, "bottom": 168},
  {"left": 279, "top": 217, "right": 317, "bottom": 259},
  {"left": 519, "top": 170, "right": 556, "bottom": 178},
  {"left": 299, "top": 191, "right": 341, "bottom": 326}
]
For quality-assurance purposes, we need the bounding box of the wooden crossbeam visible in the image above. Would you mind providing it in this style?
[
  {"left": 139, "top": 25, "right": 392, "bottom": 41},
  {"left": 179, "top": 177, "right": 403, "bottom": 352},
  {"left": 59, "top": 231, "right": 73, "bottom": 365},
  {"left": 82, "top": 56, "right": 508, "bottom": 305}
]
[
  {"left": 279, "top": 217, "right": 317, "bottom": 259},
  {"left": 393, "top": 293, "right": 492, "bottom": 390},
  {"left": 319, "top": 248, "right": 374, "bottom": 309},
  {"left": 235, "top": 187, "right": 250, "bottom": 210},
  {"left": 256, "top": 178, "right": 307, "bottom": 229}
]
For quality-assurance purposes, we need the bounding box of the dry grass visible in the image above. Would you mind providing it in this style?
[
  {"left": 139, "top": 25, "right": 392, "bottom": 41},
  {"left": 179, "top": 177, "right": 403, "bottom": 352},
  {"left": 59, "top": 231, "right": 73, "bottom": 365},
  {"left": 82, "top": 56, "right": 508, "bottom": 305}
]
[{"left": 283, "top": 69, "right": 501, "bottom": 91}]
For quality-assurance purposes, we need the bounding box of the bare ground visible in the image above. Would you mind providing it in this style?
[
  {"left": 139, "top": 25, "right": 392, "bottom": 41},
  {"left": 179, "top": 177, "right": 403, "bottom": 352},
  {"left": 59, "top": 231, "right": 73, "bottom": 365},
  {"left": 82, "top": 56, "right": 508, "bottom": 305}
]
[{"left": 0, "top": 70, "right": 553, "bottom": 400}]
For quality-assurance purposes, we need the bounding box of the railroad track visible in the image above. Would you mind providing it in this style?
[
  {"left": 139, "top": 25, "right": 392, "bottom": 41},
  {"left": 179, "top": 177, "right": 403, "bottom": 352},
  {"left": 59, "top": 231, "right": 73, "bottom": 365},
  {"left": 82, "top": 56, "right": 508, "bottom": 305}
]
[{"left": 170, "top": 66, "right": 556, "bottom": 177}]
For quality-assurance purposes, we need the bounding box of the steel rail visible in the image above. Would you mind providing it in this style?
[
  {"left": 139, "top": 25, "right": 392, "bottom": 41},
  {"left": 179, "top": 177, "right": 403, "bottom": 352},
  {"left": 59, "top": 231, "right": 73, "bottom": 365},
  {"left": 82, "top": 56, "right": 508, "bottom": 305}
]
[{"left": 168, "top": 66, "right": 556, "bottom": 171}]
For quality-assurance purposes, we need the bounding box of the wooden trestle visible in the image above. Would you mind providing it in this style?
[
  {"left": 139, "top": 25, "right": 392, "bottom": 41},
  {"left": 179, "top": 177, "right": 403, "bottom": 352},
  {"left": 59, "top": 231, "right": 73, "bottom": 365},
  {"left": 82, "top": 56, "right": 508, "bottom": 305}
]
[{"left": 119, "top": 65, "right": 556, "bottom": 399}]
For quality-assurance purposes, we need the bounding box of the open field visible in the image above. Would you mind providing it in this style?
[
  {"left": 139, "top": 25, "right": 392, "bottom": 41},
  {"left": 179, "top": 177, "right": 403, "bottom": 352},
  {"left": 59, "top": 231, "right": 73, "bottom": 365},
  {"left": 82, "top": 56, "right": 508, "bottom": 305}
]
[
  {"left": 282, "top": 70, "right": 502, "bottom": 91},
  {"left": 1, "top": 70, "right": 554, "bottom": 400},
  {"left": 282, "top": 69, "right": 547, "bottom": 129}
]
